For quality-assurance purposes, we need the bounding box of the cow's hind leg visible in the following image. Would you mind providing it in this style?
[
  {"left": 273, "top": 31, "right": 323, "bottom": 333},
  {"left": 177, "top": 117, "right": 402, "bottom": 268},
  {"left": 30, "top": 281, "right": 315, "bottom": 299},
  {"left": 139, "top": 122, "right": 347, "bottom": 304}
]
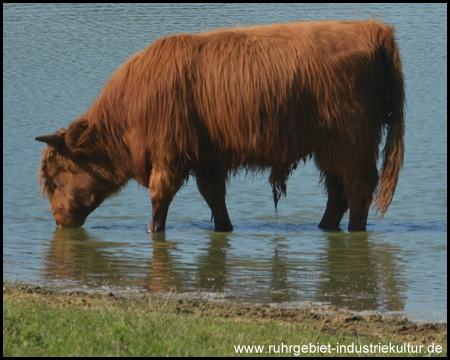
[
  {"left": 319, "top": 172, "right": 348, "bottom": 230},
  {"left": 147, "top": 167, "right": 183, "bottom": 233},
  {"left": 196, "top": 173, "right": 233, "bottom": 232},
  {"left": 344, "top": 164, "right": 379, "bottom": 232}
]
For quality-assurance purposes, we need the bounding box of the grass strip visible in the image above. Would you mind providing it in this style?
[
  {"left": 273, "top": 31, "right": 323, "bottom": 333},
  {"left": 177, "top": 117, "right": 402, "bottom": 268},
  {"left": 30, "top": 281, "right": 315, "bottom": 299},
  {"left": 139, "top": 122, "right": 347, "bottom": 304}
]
[{"left": 3, "top": 284, "right": 447, "bottom": 357}]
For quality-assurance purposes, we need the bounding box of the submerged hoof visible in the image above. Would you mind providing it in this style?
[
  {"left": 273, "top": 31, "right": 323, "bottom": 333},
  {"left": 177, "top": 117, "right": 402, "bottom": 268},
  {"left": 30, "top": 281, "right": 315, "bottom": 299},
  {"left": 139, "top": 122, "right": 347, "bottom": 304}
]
[{"left": 147, "top": 222, "right": 166, "bottom": 233}]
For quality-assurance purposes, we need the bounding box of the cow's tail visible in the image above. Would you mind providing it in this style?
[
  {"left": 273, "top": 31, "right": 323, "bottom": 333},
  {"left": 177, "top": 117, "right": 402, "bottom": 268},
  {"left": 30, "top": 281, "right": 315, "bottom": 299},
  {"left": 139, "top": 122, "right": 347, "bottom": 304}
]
[{"left": 373, "top": 25, "right": 405, "bottom": 217}]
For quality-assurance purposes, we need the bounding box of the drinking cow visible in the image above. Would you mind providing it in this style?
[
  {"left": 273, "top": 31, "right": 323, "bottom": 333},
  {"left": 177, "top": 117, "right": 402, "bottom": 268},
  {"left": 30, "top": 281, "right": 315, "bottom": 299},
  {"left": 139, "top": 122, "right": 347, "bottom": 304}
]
[{"left": 36, "top": 20, "right": 405, "bottom": 232}]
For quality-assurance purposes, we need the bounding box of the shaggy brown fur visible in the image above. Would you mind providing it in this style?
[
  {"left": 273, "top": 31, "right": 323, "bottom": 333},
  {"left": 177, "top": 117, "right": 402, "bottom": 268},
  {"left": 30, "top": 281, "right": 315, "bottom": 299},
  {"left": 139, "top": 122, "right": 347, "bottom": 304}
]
[{"left": 37, "top": 19, "right": 405, "bottom": 232}]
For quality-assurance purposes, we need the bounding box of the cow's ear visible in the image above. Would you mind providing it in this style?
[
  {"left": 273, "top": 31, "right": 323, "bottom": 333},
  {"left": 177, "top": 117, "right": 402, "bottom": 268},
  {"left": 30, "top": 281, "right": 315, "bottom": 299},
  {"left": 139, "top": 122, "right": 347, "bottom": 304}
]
[{"left": 66, "top": 118, "right": 97, "bottom": 155}]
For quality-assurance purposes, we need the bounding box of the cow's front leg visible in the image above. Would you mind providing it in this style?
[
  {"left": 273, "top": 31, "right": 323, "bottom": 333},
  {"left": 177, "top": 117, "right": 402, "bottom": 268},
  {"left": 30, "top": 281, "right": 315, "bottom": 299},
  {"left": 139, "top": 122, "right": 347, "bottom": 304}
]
[
  {"left": 147, "top": 167, "right": 182, "bottom": 233},
  {"left": 196, "top": 173, "right": 233, "bottom": 232}
]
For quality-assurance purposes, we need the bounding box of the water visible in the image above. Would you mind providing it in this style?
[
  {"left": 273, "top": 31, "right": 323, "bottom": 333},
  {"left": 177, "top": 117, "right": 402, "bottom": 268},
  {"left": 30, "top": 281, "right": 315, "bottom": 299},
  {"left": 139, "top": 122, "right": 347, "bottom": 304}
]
[{"left": 3, "top": 3, "right": 447, "bottom": 323}]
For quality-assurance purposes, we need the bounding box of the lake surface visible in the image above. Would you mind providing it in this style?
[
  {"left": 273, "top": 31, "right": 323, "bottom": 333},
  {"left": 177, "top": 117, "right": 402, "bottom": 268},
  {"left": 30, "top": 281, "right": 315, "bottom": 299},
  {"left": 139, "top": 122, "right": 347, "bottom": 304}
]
[{"left": 3, "top": 3, "right": 447, "bottom": 323}]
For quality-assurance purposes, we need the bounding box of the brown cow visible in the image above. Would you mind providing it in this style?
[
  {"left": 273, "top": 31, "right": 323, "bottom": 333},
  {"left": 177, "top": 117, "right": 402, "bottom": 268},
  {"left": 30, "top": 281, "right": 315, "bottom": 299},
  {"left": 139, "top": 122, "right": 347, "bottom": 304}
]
[{"left": 36, "top": 19, "right": 405, "bottom": 233}]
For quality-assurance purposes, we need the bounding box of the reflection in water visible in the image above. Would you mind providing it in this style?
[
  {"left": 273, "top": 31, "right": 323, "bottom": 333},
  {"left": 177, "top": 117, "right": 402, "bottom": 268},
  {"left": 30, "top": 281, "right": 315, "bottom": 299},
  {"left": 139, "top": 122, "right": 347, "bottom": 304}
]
[
  {"left": 42, "top": 226, "right": 406, "bottom": 313},
  {"left": 44, "top": 228, "right": 131, "bottom": 286},
  {"left": 195, "top": 232, "right": 231, "bottom": 292},
  {"left": 317, "top": 231, "right": 405, "bottom": 311},
  {"left": 269, "top": 238, "right": 290, "bottom": 302},
  {"left": 147, "top": 232, "right": 183, "bottom": 292}
]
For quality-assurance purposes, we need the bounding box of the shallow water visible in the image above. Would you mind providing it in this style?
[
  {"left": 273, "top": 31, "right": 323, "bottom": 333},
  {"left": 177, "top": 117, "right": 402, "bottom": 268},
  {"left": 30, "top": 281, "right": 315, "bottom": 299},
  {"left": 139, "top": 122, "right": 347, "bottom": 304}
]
[{"left": 3, "top": 3, "right": 447, "bottom": 323}]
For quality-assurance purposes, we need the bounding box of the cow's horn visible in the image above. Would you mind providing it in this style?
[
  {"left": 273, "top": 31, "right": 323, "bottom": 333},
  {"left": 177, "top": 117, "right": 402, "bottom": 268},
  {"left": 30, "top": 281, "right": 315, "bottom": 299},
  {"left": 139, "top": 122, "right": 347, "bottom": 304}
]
[{"left": 35, "top": 133, "right": 63, "bottom": 148}]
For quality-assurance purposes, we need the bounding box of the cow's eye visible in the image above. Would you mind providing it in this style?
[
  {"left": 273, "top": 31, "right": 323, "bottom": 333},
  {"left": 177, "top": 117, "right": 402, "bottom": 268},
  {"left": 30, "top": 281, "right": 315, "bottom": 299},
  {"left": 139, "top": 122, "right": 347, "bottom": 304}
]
[{"left": 54, "top": 181, "right": 63, "bottom": 190}]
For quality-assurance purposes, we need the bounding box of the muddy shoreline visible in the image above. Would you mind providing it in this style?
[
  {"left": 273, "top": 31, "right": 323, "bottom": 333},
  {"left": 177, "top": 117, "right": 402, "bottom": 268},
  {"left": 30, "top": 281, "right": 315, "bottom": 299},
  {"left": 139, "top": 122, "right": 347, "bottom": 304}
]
[{"left": 3, "top": 281, "right": 447, "bottom": 347}]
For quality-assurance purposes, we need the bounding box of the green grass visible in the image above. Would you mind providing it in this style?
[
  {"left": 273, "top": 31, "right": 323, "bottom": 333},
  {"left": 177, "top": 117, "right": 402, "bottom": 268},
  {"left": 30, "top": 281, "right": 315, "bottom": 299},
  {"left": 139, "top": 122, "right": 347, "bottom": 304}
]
[
  {"left": 3, "top": 300, "right": 324, "bottom": 357},
  {"left": 3, "top": 288, "right": 447, "bottom": 357}
]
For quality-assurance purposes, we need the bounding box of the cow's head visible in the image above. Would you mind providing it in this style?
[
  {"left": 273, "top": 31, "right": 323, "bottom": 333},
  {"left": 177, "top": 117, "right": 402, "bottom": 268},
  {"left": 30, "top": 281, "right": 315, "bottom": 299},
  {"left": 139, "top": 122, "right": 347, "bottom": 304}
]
[{"left": 36, "top": 119, "right": 112, "bottom": 227}]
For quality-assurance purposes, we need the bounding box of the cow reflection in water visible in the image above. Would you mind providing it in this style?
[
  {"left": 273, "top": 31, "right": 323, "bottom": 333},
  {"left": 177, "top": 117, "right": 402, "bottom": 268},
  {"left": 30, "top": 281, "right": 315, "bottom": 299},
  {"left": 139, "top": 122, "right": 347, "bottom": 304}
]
[{"left": 42, "top": 228, "right": 405, "bottom": 311}]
